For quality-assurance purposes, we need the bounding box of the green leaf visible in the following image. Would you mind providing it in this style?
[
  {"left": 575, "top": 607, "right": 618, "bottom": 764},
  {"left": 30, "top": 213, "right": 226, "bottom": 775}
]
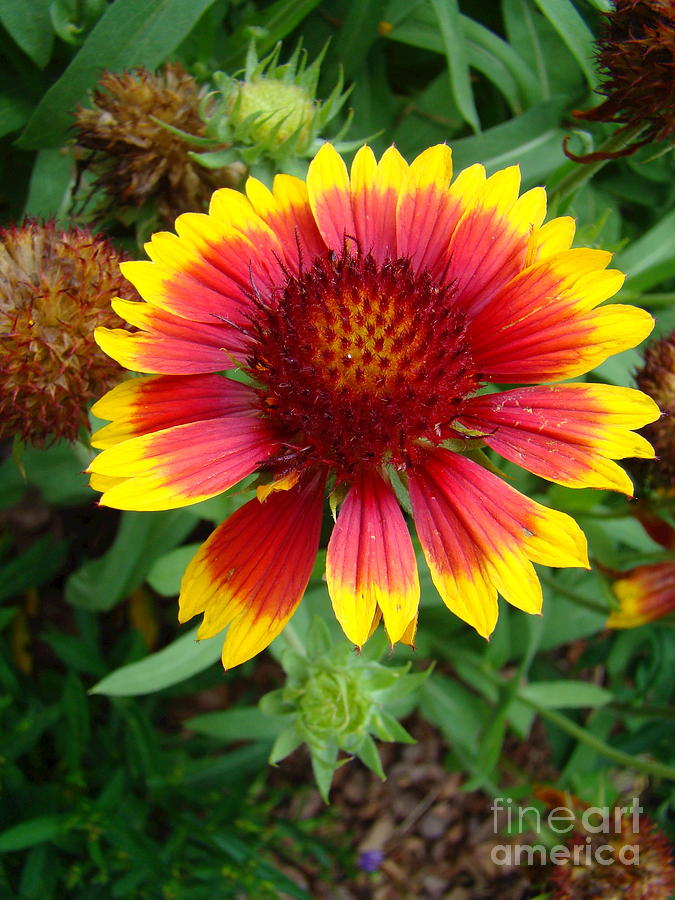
[
  {"left": 60, "top": 672, "right": 91, "bottom": 770},
  {"left": 0, "top": 90, "right": 33, "bottom": 138},
  {"left": 186, "top": 707, "right": 283, "bottom": 742},
  {"left": 0, "top": 441, "right": 91, "bottom": 507},
  {"left": 533, "top": 0, "right": 597, "bottom": 87},
  {"left": 419, "top": 674, "right": 485, "bottom": 753},
  {"left": 0, "top": 817, "right": 68, "bottom": 853},
  {"left": 23, "top": 147, "right": 75, "bottom": 220},
  {"left": 462, "top": 16, "right": 541, "bottom": 109},
  {"left": 146, "top": 543, "right": 200, "bottom": 596},
  {"left": 421, "top": 0, "right": 480, "bottom": 131},
  {"left": 309, "top": 744, "right": 340, "bottom": 802},
  {"left": 519, "top": 680, "right": 612, "bottom": 709},
  {"left": 305, "top": 616, "right": 333, "bottom": 659},
  {"left": 502, "top": 0, "right": 551, "bottom": 99},
  {"left": 451, "top": 98, "right": 568, "bottom": 186},
  {"left": 90, "top": 626, "right": 222, "bottom": 696},
  {"left": 352, "top": 733, "right": 385, "bottom": 780},
  {"left": 18, "top": 0, "right": 220, "bottom": 149},
  {"left": 328, "top": 0, "right": 388, "bottom": 79},
  {"left": 269, "top": 725, "right": 303, "bottom": 764},
  {"left": 66, "top": 509, "right": 194, "bottom": 611},
  {"left": 222, "top": 0, "right": 323, "bottom": 69},
  {"left": 0, "top": 0, "right": 54, "bottom": 68},
  {"left": 42, "top": 630, "right": 106, "bottom": 677},
  {"left": 615, "top": 209, "right": 675, "bottom": 292},
  {"left": 0, "top": 536, "right": 67, "bottom": 602}
]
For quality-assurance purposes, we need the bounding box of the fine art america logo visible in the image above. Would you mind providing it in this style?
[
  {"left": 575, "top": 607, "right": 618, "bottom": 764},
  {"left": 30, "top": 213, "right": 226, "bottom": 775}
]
[{"left": 490, "top": 797, "right": 644, "bottom": 866}]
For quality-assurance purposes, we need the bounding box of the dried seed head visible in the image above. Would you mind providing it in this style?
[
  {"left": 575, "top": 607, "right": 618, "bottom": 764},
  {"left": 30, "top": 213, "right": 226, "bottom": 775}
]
[
  {"left": 74, "top": 63, "right": 245, "bottom": 223},
  {"left": 635, "top": 329, "right": 675, "bottom": 493},
  {"left": 567, "top": 0, "right": 675, "bottom": 161},
  {"left": 549, "top": 811, "right": 674, "bottom": 899},
  {"left": 0, "top": 220, "right": 131, "bottom": 446}
]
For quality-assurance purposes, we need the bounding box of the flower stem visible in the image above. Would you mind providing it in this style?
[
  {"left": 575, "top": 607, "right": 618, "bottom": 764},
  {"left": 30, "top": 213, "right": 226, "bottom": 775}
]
[
  {"left": 454, "top": 649, "right": 675, "bottom": 782},
  {"left": 538, "top": 572, "right": 610, "bottom": 615},
  {"left": 523, "top": 701, "right": 675, "bottom": 782},
  {"left": 282, "top": 622, "right": 306, "bottom": 656},
  {"left": 550, "top": 122, "right": 646, "bottom": 207}
]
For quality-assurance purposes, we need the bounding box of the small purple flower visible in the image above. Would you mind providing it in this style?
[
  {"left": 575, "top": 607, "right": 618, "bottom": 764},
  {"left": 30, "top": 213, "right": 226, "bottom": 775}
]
[{"left": 358, "top": 849, "right": 384, "bottom": 873}]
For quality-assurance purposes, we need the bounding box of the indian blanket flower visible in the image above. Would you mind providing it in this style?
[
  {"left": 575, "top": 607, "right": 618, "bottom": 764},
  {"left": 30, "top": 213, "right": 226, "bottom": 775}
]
[
  {"left": 607, "top": 514, "right": 675, "bottom": 628},
  {"left": 74, "top": 63, "right": 244, "bottom": 224},
  {"left": 89, "top": 143, "right": 660, "bottom": 669},
  {"left": 0, "top": 219, "right": 129, "bottom": 446},
  {"left": 608, "top": 561, "right": 675, "bottom": 627},
  {"left": 565, "top": 0, "right": 675, "bottom": 162}
]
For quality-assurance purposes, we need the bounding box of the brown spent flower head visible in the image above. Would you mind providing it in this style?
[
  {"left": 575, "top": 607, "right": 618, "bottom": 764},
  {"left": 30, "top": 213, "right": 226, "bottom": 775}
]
[
  {"left": 635, "top": 328, "right": 675, "bottom": 492},
  {"left": 0, "top": 220, "right": 131, "bottom": 446},
  {"left": 549, "top": 810, "right": 674, "bottom": 900},
  {"left": 74, "top": 63, "right": 245, "bottom": 223},
  {"left": 565, "top": 0, "right": 675, "bottom": 161},
  {"left": 537, "top": 789, "right": 674, "bottom": 900}
]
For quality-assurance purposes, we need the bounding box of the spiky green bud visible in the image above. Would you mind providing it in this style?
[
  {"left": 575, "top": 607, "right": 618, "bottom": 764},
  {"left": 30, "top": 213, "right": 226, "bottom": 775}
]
[
  {"left": 260, "top": 618, "right": 430, "bottom": 801},
  {"left": 194, "top": 42, "right": 354, "bottom": 177}
]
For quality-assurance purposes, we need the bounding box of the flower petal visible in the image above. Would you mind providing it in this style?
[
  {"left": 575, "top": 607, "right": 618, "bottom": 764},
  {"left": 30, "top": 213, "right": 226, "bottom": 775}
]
[
  {"left": 458, "top": 385, "right": 660, "bottom": 495},
  {"left": 409, "top": 448, "right": 588, "bottom": 638},
  {"left": 306, "top": 142, "right": 356, "bottom": 251},
  {"left": 91, "top": 374, "right": 257, "bottom": 449},
  {"left": 179, "top": 471, "right": 326, "bottom": 669},
  {"left": 89, "top": 415, "right": 279, "bottom": 511},
  {"left": 396, "top": 145, "right": 459, "bottom": 273},
  {"left": 350, "top": 145, "right": 408, "bottom": 262},
  {"left": 122, "top": 191, "right": 286, "bottom": 326},
  {"left": 245, "top": 173, "right": 326, "bottom": 273},
  {"left": 608, "top": 562, "right": 675, "bottom": 628},
  {"left": 469, "top": 249, "right": 654, "bottom": 382},
  {"left": 94, "top": 296, "right": 245, "bottom": 375},
  {"left": 326, "top": 468, "right": 419, "bottom": 646},
  {"left": 445, "top": 168, "right": 547, "bottom": 317}
]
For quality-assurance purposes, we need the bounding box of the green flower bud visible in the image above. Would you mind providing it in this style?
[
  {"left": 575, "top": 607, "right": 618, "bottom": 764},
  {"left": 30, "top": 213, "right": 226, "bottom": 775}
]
[
  {"left": 196, "top": 42, "right": 355, "bottom": 175},
  {"left": 260, "top": 618, "right": 431, "bottom": 801}
]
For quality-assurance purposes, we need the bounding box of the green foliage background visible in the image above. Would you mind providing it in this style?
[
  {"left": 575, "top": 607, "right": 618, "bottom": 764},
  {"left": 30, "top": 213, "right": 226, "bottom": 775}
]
[{"left": 0, "top": 0, "right": 673, "bottom": 897}]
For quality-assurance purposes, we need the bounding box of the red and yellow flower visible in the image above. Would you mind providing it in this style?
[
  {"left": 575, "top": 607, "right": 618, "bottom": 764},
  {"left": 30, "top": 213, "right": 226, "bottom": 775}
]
[
  {"left": 607, "top": 514, "right": 675, "bottom": 629},
  {"left": 89, "top": 144, "right": 659, "bottom": 668},
  {"left": 607, "top": 562, "right": 675, "bottom": 628}
]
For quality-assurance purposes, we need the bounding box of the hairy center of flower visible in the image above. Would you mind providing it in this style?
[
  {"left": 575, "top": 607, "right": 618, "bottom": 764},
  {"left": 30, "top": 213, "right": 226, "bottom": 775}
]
[{"left": 246, "top": 249, "right": 479, "bottom": 474}]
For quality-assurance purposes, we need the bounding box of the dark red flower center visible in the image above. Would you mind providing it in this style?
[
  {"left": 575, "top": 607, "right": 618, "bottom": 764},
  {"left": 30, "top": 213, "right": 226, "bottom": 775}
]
[{"left": 245, "top": 248, "right": 480, "bottom": 475}]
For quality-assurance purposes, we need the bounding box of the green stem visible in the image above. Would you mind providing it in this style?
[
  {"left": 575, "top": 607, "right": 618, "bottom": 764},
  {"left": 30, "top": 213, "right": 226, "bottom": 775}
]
[
  {"left": 281, "top": 622, "right": 306, "bottom": 656},
  {"left": 455, "top": 650, "right": 675, "bottom": 782},
  {"left": 538, "top": 572, "right": 609, "bottom": 616},
  {"left": 550, "top": 122, "right": 646, "bottom": 206},
  {"left": 524, "top": 702, "right": 675, "bottom": 782},
  {"left": 608, "top": 702, "right": 675, "bottom": 720}
]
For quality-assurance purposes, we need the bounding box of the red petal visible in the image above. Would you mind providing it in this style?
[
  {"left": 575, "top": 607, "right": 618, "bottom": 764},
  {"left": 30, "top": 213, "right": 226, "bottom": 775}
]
[
  {"left": 409, "top": 448, "right": 588, "bottom": 638},
  {"left": 179, "top": 471, "right": 326, "bottom": 668},
  {"left": 458, "top": 384, "right": 658, "bottom": 495},
  {"left": 89, "top": 415, "right": 280, "bottom": 511},
  {"left": 326, "top": 468, "right": 419, "bottom": 645},
  {"left": 91, "top": 374, "right": 257, "bottom": 448}
]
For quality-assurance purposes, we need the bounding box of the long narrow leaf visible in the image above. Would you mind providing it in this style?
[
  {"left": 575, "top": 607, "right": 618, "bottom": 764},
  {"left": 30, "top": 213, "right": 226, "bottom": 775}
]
[
  {"left": 91, "top": 627, "right": 222, "bottom": 696},
  {"left": 18, "top": 0, "right": 219, "bottom": 149},
  {"left": 534, "top": 0, "right": 598, "bottom": 87},
  {"left": 429, "top": 0, "right": 480, "bottom": 132}
]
